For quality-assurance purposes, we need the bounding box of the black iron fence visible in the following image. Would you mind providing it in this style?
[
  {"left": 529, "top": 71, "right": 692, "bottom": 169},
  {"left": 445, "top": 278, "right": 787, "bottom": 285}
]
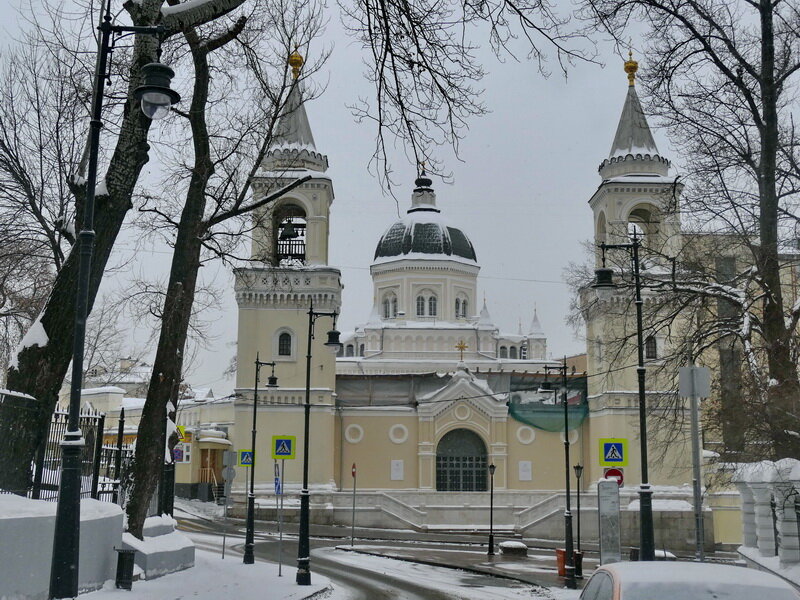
[{"left": 0, "top": 393, "right": 133, "bottom": 504}]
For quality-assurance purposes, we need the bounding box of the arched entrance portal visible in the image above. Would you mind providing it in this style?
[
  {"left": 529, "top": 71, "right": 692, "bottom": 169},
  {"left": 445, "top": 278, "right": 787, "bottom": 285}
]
[{"left": 435, "top": 429, "right": 488, "bottom": 491}]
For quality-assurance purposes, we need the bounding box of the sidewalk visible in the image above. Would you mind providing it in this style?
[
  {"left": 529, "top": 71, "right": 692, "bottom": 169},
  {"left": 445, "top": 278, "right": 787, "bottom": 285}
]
[{"left": 81, "top": 548, "right": 331, "bottom": 600}]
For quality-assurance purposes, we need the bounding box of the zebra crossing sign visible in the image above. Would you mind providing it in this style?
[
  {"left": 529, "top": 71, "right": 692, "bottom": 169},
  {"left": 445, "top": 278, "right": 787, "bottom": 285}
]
[
  {"left": 599, "top": 438, "right": 628, "bottom": 466},
  {"left": 271, "top": 435, "right": 296, "bottom": 460}
]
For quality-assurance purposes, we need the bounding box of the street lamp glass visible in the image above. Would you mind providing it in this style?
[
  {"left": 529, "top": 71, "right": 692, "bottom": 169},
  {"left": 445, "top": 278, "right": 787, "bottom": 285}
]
[
  {"left": 267, "top": 374, "right": 278, "bottom": 388},
  {"left": 573, "top": 464, "right": 584, "bottom": 479},
  {"left": 140, "top": 91, "right": 173, "bottom": 120},
  {"left": 133, "top": 62, "right": 181, "bottom": 121},
  {"left": 489, "top": 464, "right": 496, "bottom": 476},
  {"left": 324, "top": 328, "right": 342, "bottom": 354}
]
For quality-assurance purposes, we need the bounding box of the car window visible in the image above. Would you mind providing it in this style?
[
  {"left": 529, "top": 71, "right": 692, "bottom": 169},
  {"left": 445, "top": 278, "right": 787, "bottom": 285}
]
[{"left": 581, "top": 571, "right": 614, "bottom": 600}]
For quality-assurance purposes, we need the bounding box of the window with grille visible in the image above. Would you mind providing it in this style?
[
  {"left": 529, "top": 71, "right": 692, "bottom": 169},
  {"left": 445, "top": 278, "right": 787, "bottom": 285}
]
[
  {"left": 435, "top": 429, "right": 488, "bottom": 492},
  {"left": 278, "top": 332, "right": 292, "bottom": 356},
  {"left": 645, "top": 335, "right": 657, "bottom": 359}
]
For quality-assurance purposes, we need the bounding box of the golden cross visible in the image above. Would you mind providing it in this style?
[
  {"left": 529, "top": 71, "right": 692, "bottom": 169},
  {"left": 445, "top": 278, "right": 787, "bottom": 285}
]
[{"left": 455, "top": 340, "right": 468, "bottom": 361}]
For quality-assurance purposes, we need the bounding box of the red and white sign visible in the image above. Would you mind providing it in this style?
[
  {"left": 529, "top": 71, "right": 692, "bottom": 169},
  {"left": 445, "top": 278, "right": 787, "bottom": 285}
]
[
  {"left": 351, "top": 463, "right": 357, "bottom": 478},
  {"left": 603, "top": 467, "right": 624, "bottom": 487}
]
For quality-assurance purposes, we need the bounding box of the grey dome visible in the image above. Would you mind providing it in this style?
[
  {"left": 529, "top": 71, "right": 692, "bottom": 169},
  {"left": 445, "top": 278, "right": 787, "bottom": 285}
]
[{"left": 374, "top": 211, "right": 477, "bottom": 262}]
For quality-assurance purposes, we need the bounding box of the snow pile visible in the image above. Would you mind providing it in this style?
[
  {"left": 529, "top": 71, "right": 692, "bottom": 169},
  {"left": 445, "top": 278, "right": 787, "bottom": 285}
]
[
  {"left": 9, "top": 317, "right": 48, "bottom": 370},
  {"left": 83, "top": 549, "right": 331, "bottom": 599},
  {"left": 627, "top": 498, "right": 693, "bottom": 511}
]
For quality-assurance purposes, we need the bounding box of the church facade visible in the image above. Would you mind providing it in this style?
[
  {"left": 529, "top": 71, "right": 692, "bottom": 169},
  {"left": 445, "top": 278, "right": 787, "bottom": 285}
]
[{"left": 159, "top": 53, "right": 767, "bottom": 549}]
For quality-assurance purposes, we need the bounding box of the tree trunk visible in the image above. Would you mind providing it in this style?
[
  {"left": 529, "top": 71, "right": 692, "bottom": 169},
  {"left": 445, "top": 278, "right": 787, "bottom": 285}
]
[
  {"left": 126, "top": 31, "right": 214, "bottom": 538},
  {"left": 0, "top": 0, "right": 246, "bottom": 495},
  {"left": 757, "top": 0, "right": 800, "bottom": 458}
]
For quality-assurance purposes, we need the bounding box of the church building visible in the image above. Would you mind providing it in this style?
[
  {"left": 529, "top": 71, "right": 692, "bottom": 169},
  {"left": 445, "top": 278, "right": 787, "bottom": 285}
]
[{"left": 165, "top": 52, "right": 741, "bottom": 549}]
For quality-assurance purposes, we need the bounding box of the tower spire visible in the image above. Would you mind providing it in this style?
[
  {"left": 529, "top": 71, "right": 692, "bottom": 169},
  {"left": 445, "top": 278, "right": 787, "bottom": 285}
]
[
  {"left": 599, "top": 53, "right": 669, "bottom": 178},
  {"left": 261, "top": 49, "right": 328, "bottom": 172}
]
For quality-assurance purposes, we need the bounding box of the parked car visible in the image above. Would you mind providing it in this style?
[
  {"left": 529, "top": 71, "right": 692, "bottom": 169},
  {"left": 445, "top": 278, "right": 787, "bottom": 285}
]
[{"left": 580, "top": 561, "right": 800, "bottom": 600}]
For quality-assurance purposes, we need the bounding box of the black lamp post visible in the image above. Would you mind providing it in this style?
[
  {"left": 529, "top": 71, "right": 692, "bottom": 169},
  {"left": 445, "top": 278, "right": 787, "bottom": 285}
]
[
  {"left": 243, "top": 355, "right": 278, "bottom": 564},
  {"left": 592, "top": 229, "right": 655, "bottom": 561},
  {"left": 488, "top": 463, "right": 496, "bottom": 556},
  {"left": 297, "top": 300, "right": 341, "bottom": 585},
  {"left": 544, "top": 359, "right": 576, "bottom": 590},
  {"left": 573, "top": 463, "right": 584, "bottom": 577},
  {"left": 50, "top": 3, "right": 179, "bottom": 598}
]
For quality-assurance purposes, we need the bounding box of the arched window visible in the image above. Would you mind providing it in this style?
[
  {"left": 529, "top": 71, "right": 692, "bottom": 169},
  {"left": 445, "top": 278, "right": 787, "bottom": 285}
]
[
  {"left": 645, "top": 335, "right": 657, "bottom": 359},
  {"left": 416, "top": 290, "right": 437, "bottom": 317},
  {"left": 455, "top": 298, "right": 461, "bottom": 318},
  {"left": 346, "top": 344, "right": 354, "bottom": 357},
  {"left": 278, "top": 332, "right": 292, "bottom": 356},
  {"left": 383, "top": 292, "right": 398, "bottom": 319},
  {"left": 436, "top": 429, "right": 488, "bottom": 491},
  {"left": 359, "top": 344, "right": 365, "bottom": 357},
  {"left": 274, "top": 203, "right": 307, "bottom": 265},
  {"left": 499, "top": 346, "right": 508, "bottom": 359},
  {"left": 461, "top": 299, "right": 468, "bottom": 318},
  {"left": 509, "top": 346, "right": 518, "bottom": 359}
]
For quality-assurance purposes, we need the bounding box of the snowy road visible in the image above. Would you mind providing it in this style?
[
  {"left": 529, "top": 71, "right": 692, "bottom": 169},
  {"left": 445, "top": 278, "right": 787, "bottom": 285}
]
[{"left": 179, "top": 511, "right": 577, "bottom": 600}]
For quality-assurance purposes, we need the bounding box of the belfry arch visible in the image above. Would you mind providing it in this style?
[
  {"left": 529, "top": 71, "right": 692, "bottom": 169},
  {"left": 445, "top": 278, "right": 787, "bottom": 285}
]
[{"left": 435, "top": 428, "right": 488, "bottom": 492}]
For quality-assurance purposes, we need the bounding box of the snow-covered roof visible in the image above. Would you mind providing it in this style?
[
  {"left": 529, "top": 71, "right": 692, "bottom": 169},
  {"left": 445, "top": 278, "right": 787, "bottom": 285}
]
[
  {"left": 81, "top": 386, "right": 125, "bottom": 396},
  {"left": 374, "top": 175, "right": 477, "bottom": 263},
  {"left": 607, "top": 83, "right": 659, "bottom": 160}
]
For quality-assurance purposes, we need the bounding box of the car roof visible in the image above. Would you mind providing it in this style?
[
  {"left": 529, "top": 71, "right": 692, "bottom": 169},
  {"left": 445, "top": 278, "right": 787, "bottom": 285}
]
[{"left": 598, "top": 561, "right": 798, "bottom": 593}]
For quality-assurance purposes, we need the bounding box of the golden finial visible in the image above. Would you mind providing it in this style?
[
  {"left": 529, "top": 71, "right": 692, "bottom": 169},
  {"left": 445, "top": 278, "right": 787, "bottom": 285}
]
[
  {"left": 624, "top": 49, "right": 638, "bottom": 87},
  {"left": 455, "top": 340, "right": 468, "bottom": 361},
  {"left": 288, "top": 47, "right": 304, "bottom": 80}
]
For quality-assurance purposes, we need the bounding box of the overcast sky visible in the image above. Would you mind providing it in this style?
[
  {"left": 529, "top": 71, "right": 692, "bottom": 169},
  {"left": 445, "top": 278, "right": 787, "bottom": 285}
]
[{"left": 1, "top": 2, "right": 670, "bottom": 397}]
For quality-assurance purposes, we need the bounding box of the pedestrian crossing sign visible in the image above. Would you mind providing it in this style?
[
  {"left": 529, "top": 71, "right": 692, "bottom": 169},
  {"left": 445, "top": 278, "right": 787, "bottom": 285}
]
[
  {"left": 599, "top": 438, "right": 628, "bottom": 466},
  {"left": 238, "top": 450, "right": 254, "bottom": 466},
  {"left": 272, "top": 435, "right": 296, "bottom": 460}
]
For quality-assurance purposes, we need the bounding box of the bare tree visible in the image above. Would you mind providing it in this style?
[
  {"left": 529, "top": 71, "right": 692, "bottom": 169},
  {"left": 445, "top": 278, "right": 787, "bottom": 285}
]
[
  {"left": 340, "top": 0, "right": 595, "bottom": 188},
  {"left": 0, "top": 0, "right": 246, "bottom": 494},
  {"left": 576, "top": 0, "right": 800, "bottom": 460},
  {"left": 124, "top": 0, "right": 327, "bottom": 537}
]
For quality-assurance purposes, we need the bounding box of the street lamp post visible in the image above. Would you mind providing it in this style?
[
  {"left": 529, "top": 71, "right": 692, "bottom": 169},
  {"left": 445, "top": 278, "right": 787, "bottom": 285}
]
[
  {"left": 487, "top": 463, "right": 496, "bottom": 556},
  {"left": 573, "top": 463, "right": 584, "bottom": 577},
  {"left": 243, "top": 355, "right": 278, "bottom": 564},
  {"left": 544, "top": 358, "right": 576, "bottom": 590},
  {"left": 592, "top": 229, "right": 655, "bottom": 561},
  {"left": 50, "top": 2, "right": 179, "bottom": 597},
  {"left": 297, "top": 300, "right": 341, "bottom": 585}
]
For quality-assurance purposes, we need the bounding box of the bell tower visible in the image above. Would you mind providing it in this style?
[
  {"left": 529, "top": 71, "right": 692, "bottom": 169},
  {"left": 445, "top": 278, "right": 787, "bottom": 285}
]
[
  {"left": 589, "top": 52, "right": 682, "bottom": 266},
  {"left": 581, "top": 54, "right": 687, "bottom": 487},
  {"left": 233, "top": 50, "right": 342, "bottom": 491}
]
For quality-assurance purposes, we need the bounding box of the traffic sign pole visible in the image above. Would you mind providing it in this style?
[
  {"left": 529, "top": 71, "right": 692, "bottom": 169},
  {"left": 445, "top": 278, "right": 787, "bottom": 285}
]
[{"left": 351, "top": 463, "right": 357, "bottom": 547}]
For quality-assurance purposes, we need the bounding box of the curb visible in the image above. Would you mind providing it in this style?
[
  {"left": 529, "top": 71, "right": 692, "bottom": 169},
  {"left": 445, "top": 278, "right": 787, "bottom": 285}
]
[{"left": 301, "top": 584, "right": 334, "bottom": 599}]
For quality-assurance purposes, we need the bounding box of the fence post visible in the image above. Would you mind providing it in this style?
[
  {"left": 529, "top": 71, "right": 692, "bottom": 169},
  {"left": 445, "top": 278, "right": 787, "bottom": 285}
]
[
  {"left": 91, "top": 413, "right": 105, "bottom": 499},
  {"left": 113, "top": 408, "right": 125, "bottom": 504},
  {"left": 31, "top": 416, "right": 52, "bottom": 500}
]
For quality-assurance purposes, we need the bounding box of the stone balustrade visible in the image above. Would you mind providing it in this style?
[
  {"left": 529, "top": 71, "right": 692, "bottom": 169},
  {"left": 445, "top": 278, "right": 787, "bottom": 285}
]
[{"left": 732, "top": 459, "right": 800, "bottom": 568}]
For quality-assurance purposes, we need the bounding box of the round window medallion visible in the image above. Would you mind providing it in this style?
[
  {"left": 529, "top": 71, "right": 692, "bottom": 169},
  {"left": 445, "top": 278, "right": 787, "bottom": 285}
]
[
  {"left": 345, "top": 424, "right": 364, "bottom": 444},
  {"left": 516, "top": 426, "right": 536, "bottom": 445},
  {"left": 389, "top": 424, "right": 408, "bottom": 444},
  {"left": 559, "top": 430, "right": 579, "bottom": 444},
  {"left": 453, "top": 404, "right": 471, "bottom": 421}
]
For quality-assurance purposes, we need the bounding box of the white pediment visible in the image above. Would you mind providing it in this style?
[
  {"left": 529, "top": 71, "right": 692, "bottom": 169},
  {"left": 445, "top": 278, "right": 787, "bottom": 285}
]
[{"left": 416, "top": 364, "right": 507, "bottom": 420}]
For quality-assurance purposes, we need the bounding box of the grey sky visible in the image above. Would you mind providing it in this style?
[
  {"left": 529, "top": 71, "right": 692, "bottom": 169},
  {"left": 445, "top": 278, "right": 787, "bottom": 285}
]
[{"left": 0, "top": 2, "right": 671, "bottom": 396}]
